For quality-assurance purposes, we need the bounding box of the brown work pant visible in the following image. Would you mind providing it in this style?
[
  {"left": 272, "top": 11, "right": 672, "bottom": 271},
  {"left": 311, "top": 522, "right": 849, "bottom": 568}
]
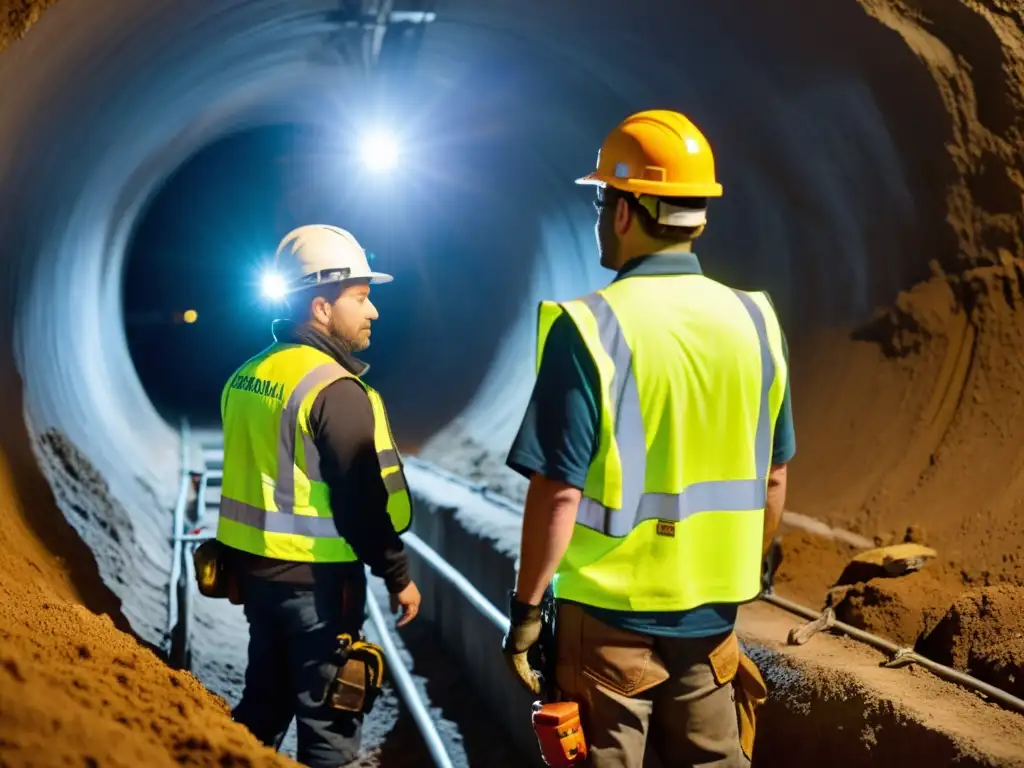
[{"left": 555, "top": 602, "right": 757, "bottom": 768}]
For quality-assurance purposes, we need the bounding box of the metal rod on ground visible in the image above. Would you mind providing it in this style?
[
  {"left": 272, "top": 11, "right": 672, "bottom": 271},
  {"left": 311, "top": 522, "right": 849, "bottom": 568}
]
[
  {"left": 763, "top": 592, "right": 1024, "bottom": 715},
  {"left": 364, "top": 583, "right": 455, "bottom": 768},
  {"left": 166, "top": 418, "right": 191, "bottom": 639},
  {"left": 764, "top": 593, "right": 901, "bottom": 655},
  {"left": 403, "top": 532, "right": 509, "bottom": 633}
]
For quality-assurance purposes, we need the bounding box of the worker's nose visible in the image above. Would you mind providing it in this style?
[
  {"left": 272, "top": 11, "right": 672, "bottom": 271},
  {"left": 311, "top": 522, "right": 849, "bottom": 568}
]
[{"left": 366, "top": 299, "right": 379, "bottom": 321}]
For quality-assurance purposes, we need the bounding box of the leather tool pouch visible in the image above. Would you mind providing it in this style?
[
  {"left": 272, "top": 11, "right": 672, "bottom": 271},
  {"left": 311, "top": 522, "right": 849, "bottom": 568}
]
[
  {"left": 193, "top": 539, "right": 241, "bottom": 602},
  {"left": 708, "top": 632, "right": 768, "bottom": 761},
  {"left": 734, "top": 652, "right": 768, "bottom": 759},
  {"left": 327, "top": 634, "right": 386, "bottom": 715}
]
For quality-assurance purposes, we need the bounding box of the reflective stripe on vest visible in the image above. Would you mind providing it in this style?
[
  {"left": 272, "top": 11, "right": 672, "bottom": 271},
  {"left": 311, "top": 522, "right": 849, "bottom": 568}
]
[
  {"left": 218, "top": 351, "right": 411, "bottom": 559},
  {"left": 574, "top": 290, "right": 775, "bottom": 538}
]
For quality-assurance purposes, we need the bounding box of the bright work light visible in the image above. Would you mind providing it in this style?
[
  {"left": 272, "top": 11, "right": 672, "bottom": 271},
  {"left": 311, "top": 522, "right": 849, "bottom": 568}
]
[
  {"left": 360, "top": 132, "right": 400, "bottom": 172},
  {"left": 261, "top": 272, "right": 288, "bottom": 299}
]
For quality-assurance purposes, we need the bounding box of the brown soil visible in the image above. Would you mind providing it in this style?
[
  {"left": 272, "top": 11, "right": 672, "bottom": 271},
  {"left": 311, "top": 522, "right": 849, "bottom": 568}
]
[
  {"left": 828, "top": 568, "right": 964, "bottom": 646},
  {"left": 0, "top": 0, "right": 58, "bottom": 51},
  {"left": 0, "top": 353, "right": 298, "bottom": 766},
  {"left": 783, "top": 264, "right": 1024, "bottom": 697},
  {"left": 782, "top": 0, "right": 1024, "bottom": 688},
  {"left": 772, "top": 529, "right": 859, "bottom": 607},
  {"left": 918, "top": 585, "right": 1024, "bottom": 702},
  {"left": 741, "top": 600, "right": 1024, "bottom": 766},
  {"left": 0, "top": 586, "right": 299, "bottom": 767}
]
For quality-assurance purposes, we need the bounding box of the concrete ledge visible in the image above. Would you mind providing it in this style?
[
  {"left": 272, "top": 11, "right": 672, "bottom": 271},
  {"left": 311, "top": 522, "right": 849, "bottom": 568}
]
[
  {"left": 404, "top": 464, "right": 1024, "bottom": 767},
  {"left": 739, "top": 601, "right": 1024, "bottom": 767}
]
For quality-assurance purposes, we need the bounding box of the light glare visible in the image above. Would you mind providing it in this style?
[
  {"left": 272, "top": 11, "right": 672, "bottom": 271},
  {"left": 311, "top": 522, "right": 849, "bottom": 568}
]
[
  {"left": 360, "top": 132, "right": 400, "bottom": 171},
  {"left": 261, "top": 272, "right": 287, "bottom": 299}
]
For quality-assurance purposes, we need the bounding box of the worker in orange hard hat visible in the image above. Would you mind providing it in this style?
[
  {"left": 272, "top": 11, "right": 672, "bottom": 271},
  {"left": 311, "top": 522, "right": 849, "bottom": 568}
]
[{"left": 502, "top": 109, "right": 795, "bottom": 767}]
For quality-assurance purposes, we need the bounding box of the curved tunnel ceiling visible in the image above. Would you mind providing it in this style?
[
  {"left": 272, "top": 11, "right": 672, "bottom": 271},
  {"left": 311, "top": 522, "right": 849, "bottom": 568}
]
[{"left": 2, "top": 0, "right": 1011, "bottom": 643}]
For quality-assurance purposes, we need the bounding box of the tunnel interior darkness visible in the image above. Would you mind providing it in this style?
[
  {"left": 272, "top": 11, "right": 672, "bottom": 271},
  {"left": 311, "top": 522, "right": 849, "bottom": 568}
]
[{"left": 0, "top": 0, "right": 958, "bottom": 645}]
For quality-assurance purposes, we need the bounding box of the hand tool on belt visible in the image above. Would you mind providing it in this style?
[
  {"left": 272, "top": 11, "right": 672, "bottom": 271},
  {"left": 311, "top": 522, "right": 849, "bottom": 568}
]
[
  {"left": 528, "top": 593, "right": 588, "bottom": 767},
  {"left": 193, "top": 539, "right": 243, "bottom": 604},
  {"left": 326, "top": 632, "right": 386, "bottom": 715}
]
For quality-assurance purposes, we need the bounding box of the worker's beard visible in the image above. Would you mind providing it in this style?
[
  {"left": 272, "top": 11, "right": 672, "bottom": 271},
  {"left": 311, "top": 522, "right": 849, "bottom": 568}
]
[
  {"left": 339, "top": 327, "right": 371, "bottom": 354},
  {"left": 321, "top": 324, "right": 360, "bottom": 355}
]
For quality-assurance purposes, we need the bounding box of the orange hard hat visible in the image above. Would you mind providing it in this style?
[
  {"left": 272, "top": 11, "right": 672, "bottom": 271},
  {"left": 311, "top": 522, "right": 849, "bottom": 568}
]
[{"left": 576, "top": 110, "right": 723, "bottom": 198}]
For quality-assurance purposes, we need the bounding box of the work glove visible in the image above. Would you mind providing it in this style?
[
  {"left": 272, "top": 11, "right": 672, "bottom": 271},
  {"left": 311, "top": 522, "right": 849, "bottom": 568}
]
[
  {"left": 761, "top": 536, "right": 784, "bottom": 595},
  {"left": 501, "top": 592, "right": 544, "bottom": 696}
]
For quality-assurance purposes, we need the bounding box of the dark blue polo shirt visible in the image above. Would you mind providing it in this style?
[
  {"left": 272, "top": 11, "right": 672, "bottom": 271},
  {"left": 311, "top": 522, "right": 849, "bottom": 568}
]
[{"left": 506, "top": 252, "right": 796, "bottom": 638}]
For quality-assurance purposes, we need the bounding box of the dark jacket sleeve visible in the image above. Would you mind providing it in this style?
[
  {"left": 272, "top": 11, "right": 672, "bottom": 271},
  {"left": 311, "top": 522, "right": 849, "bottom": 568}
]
[{"left": 308, "top": 378, "right": 411, "bottom": 594}]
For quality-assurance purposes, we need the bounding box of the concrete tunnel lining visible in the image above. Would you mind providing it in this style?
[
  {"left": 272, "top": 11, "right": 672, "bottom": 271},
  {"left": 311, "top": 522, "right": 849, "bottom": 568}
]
[{"left": 0, "top": 0, "right": 969, "bottom": 710}]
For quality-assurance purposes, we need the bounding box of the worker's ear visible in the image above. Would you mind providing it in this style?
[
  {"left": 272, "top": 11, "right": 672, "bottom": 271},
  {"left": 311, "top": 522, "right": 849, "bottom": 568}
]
[
  {"left": 310, "top": 295, "right": 331, "bottom": 325},
  {"left": 614, "top": 196, "right": 632, "bottom": 237}
]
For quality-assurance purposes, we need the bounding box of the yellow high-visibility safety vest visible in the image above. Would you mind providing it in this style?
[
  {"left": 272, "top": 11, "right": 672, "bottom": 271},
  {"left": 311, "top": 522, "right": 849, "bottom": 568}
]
[
  {"left": 537, "top": 274, "right": 788, "bottom": 612},
  {"left": 216, "top": 343, "right": 411, "bottom": 562}
]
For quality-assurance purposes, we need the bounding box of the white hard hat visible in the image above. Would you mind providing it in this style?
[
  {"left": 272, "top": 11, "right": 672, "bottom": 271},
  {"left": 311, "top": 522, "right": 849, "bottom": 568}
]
[{"left": 273, "top": 224, "right": 392, "bottom": 294}]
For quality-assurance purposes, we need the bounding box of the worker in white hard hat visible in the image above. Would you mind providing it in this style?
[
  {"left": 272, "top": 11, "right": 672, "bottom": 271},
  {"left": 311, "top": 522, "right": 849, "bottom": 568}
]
[{"left": 214, "top": 224, "right": 421, "bottom": 767}]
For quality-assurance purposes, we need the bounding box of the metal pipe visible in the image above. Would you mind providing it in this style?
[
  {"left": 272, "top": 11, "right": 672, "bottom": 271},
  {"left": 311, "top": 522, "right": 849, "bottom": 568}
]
[
  {"left": 762, "top": 592, "right": 1024, "bottom": 715},
  {"left": 364, "top": 582, "right": 455, "bottom": 768},
  {"left": 403, "top": 532, "right": 509, "bottom": 634},
  {"left": 179, "top": 532, "right": 216, "bottom": 543},
  {"left": 194, "top": 471, "right": 208, "bottom": 525},
  {"left": 180, "top": 541, "right": 196, "bottom": 669},
  {"left": 175, "top": 465, "right": 207, "bottom": 671},
  {"left": 166, "top": 418, "right": 191, "bottom": 641}
]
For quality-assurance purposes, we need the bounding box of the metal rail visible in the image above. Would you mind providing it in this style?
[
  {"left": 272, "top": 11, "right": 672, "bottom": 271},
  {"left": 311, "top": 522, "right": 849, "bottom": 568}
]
[
  {"left": 166, "top": 417, "right": 191, "bottom": 645},
  {"left": 403, "top": 532, "right": 509, "bottom": 634},
  {"left": 365, "top": 581, "right": 455, "bottom": 768}
]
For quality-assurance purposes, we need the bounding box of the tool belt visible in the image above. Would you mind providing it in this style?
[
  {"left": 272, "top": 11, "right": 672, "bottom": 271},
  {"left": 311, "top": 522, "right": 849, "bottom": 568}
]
[
  {"left": 192, "top": 539, "right": 243, "bottom": 604},
  {"left": 327, "top": 633, "right": 386, "bottom": 715}
]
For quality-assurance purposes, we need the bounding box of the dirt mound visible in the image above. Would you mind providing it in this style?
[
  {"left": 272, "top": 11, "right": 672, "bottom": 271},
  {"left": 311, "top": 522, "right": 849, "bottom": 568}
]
[
  {"left": 0, "top": 581, "right": 299, "bottom": 767},
  {"left": 827, "top": 569, "right": 960, "bottom": 646},
  {"left": 772, "top": 529, "right": 859, "bottom": 607},
  {"left": 0, "top": 361, "right": 294, "bottom": 766},
  {"left": 918, "top": 585, "right": 1024, "bottom": 701}
]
